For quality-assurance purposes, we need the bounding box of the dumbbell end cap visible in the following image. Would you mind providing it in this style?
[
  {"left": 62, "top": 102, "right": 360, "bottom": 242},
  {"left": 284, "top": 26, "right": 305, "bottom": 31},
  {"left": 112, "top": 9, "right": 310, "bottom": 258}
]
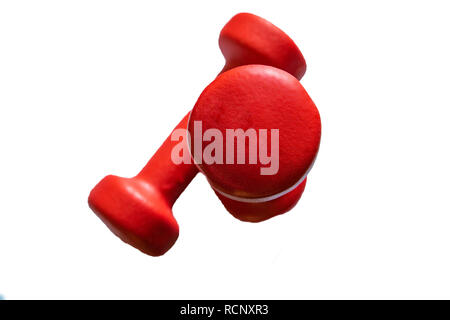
[
  {"left": 88, "top": 175, "right": 179, "bottom": 256},
  {"left": 220, "top": 12, "right": 306, "bottom": 80},
  {"left": 189, "top": 65, "right": 321, "bottom": 200}
]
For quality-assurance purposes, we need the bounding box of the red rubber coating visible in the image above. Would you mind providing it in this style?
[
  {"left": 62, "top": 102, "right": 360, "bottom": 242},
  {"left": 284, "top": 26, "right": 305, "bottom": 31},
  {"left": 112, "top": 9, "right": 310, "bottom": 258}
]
[
  {"left": 88, "top": 13, "right": 308, "bottom": 256},
  {"left": 220, "top": 13, "right": 306, "bottom": 79},
  {"left": 188, "top": 65, "right": 321, "bottom": 199}
]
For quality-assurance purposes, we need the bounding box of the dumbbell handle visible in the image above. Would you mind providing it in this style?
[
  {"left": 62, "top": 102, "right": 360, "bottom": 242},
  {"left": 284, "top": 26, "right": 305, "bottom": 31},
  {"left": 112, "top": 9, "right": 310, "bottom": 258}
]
[{"left": 135, "top": 113, "right": 196, "bottom": 206}]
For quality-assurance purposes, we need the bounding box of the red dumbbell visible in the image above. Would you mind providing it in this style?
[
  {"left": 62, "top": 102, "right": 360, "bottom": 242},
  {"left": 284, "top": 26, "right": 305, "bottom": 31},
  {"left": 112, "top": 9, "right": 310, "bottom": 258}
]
[{"left": 89, "top": 13, "right": 308, "bottom": 256}]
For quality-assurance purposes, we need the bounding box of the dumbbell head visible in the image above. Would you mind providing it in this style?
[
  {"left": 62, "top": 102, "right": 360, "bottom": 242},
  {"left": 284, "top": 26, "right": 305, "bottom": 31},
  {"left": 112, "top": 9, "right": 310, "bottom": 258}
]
[
  {"left": 188, "top": 65, "right": 321, "bottom": 201},
  {"left": 89, "top": 175, "right": 178, "bottom": 256},
  {"left": 88, "top": 13, "right": 308, "bottom": 256},
  {"left": 220, "top": 13, "right": 306, "bottom": 79}
]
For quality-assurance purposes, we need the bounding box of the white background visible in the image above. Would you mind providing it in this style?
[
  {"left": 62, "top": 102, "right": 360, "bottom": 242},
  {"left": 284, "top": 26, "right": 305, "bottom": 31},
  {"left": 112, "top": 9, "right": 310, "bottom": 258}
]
[{"left": 1, "top": 0, "right": 450, "bottom": 299}]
